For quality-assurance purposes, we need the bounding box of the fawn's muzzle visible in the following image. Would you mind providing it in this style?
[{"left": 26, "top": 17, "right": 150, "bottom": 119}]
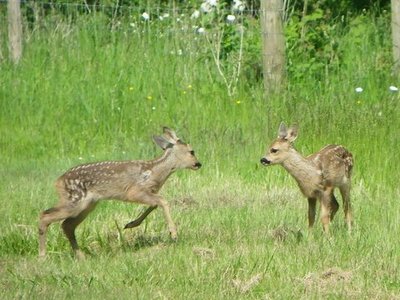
[
  {"left": 260, "top": 158, "right": 271, "bottom": 165},
  {"left": 193, "top": 162, "right": 202, "bottom": 169}
]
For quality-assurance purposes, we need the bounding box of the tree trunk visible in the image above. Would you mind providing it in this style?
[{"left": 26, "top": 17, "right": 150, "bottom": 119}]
[
  {"left": 8, "top": 0, "right": 23, "bottom": 64},
  {"left": 392, "top": 0, "right": 400, "bottom": 72},
  {"left": 260, "top": 0, "right": 285, "bottom": 94}
]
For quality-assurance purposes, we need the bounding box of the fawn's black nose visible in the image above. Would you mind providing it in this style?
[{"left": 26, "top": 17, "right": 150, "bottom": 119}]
[
  {"left": 194, "top": 162, "right": 202, "bottom": 169},
  {"left": 260, "top": 157, "right": 270, "bottom": 165}
]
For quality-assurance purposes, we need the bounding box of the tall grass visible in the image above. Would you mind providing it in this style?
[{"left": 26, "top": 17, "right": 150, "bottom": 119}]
[{"left": 0, "top": 6, "right": 399, "bottom": 299}]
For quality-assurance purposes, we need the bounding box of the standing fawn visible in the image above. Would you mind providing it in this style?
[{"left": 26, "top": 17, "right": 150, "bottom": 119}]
[
  {"left": 39, "top": 127, "right": 201, "bottom": 259},
  {"left": 260, "top": 122, "right": 353, "bottom": 232}
]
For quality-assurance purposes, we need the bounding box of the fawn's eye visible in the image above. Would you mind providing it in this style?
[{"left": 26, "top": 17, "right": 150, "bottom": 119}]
[
  {"left": 190, "top": 150, "right": 195, "bottom": 156},
  {"left": 271, "top": 148, "right": 278, "bottom": 153}
]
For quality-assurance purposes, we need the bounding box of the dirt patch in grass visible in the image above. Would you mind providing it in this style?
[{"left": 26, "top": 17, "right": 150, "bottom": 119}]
[
  {"left": 192, "top": 246, "right": 216, "bottom": 260},
  {"left": 300, "top": 267, "right": 353, "bottom": 296},
  {"left": 270, "top": 225, "right": 303, "bottom": 243},
  {"left": 232, "top": 273, "right": 263, "bottom": 294}
]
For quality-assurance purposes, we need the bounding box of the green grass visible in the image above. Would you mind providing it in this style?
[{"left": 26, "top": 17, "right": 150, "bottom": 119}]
[{"left": 1, "top": 8, "right": 400, "bottom": 299}]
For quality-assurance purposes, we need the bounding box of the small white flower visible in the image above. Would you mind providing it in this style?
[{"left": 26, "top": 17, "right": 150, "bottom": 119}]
[
  {"left": 152, "top": 106, "right": 156, "bottom": 110},
  {"left": 233, "top": 0, "right": 245, "bottom": 12},
  {"left": 129, "top": 23, "right": 136, "bottom": 27},
  {"left": 78, "top": 157, "right": 83, "bottom": 160},
  {"left": 141, "top": 12, "right": 150, "bottom": 21},
  {"left": 177, "top": 49, "right": 183, "bottom": 56},
  {"left": 159, "top": 16, "right": 164, "bottom": 21},
  {"left": 162, "top": 13, "right": 169, "bottom": 18},
  {"left": 191, "top": 10, "right": 200, "bottom": 19},
  {"left": 377, "top": 111, "right": 383, "bottom": 117},
  {"left": 207, "top": 0, "right": 218, "bottom": 6},
  {"left": 200, "top": 2, "right": 211, "bottom": 13},
  {"left": 355, "top": 87, "right": 363, "bottom": 93},
  {"left": 389, "top": 85, "right": 399, "bottom": 92},
  {"left": 227, "top": 15, "right": 236, "bottom": 22},
  {"left": 197, "top": 27, "right": 206, "bottom": 34}
]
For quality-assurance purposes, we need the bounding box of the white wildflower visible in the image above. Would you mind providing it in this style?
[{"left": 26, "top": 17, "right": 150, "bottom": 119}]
[
  {"left": 162, "top": 13, "right": 170, "bottom": 18},
  {"left": 207, "top": 0, "right": 218, "bottom": 6},
  {"left": 389, "top": 85, "right": 399, "bottom": 92},
  {"left": 129, "top": 23, "right": 136, "bottom": 27},
  {"left": 191, "top": 10, "right": 200, "bottom": 19},
  {"left": 227, "top": 15, "right": 236, "bottom": 23},
  {"left": 355, "top": 87, "right": 363, "bottom": 93},
  {"left": 200, "top": 2, "right": 211, "bottom": 13},
  {"left": 141, "top": 12, "right": 150, "bottom": 21},
  {"left": 233, "top": 0, "right": 245, "bottom": 12},
  {"left": 197, "top": 27, "right": 206, "bottom": 34}
]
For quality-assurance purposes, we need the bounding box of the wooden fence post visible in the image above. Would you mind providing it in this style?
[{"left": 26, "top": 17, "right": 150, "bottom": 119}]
[
  {"left": 392, "top": 0, "right": 400, "bottom": 73},
  {"left": 260, "top": 0, "right": 285, "bottom": 94},
  {"left": 8, "top": 0, "right": 23, "bottom": 64}
]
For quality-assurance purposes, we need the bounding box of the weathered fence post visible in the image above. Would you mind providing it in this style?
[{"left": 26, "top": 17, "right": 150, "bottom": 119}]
[
  {"left": 260, "top": 0, "right": 285, "bottom": 94},
  {"left": 8, "top": 0, "right": 23, "bottom": 64}
]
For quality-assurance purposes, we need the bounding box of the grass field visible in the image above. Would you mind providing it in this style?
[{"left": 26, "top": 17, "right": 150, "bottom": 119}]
[{"left": 1, "top": 6, "right": 399, "bottom": 299}]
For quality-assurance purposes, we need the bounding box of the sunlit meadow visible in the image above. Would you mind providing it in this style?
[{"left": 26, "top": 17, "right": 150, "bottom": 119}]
[{"left": 0, "top": 1, "right": 399, "bottom": 299}]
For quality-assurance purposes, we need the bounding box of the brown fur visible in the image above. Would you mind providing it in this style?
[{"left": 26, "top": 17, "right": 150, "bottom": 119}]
[
  {"left": 260, "top": 123, "right": 353, "bottom": 232},
  {"left": 39, "top": 127, "right": 201, "bottom": 259}
]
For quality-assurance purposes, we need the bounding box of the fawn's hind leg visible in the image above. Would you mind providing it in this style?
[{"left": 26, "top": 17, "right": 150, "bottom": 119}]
[
  {"left": 61, "top": 203, "right": 97, "bottom": 260},
  {"left": 307, "top": 198, "right": 317, "bottom": 228},
  {"left": 330, "top": 193, "right": 340, "bottom": 221},
  {"left": 39, "top": 206, "right": 75, "bottom": 258},
  {"left": 340, "top": 184, "right": 353, "bottom": 231}
]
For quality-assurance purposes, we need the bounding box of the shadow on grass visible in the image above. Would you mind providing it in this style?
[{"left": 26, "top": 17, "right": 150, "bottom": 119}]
[{"left": 131, "top": 234, "right": 169, "bottom": 251}]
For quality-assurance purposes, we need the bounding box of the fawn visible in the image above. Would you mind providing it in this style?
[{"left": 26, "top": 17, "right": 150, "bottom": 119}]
[
  {"left": 39, "top": 127, "right": 201, "bottom": 259},
  {"left": 260, "top": 122, "right": 353, "bottom": 232}
]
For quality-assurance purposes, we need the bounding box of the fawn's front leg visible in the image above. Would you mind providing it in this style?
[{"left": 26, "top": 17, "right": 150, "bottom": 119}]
[
  {"left": 124, "top": 206, "right": 157, "bottom": 229},
  {"left": 127, "top": 190, "right": 177, "bottom": 240}
]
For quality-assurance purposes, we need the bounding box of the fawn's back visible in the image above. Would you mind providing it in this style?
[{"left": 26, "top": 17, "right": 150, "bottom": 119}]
[
  {"left": 56, "top": 161, "right": 150, "bottom": 204},
  {"left": 307, "top": 144, "right": 353, "bottom": 189}
]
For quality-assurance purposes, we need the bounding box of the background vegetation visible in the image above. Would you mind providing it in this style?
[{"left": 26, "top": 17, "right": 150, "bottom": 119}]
[{"left": 0, "top": 0, "right": 399, "bottom": 298}]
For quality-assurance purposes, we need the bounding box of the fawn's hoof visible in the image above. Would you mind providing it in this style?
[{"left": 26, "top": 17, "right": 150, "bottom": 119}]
[
  {"left": 170, "top": 231, "right": 178, "bottom": 241},
  {"left": 75, "top": 250, "right": 86, "bottom": 261},
  {"left": 124, "top": 220, "right": 141, "bottom": 229}
]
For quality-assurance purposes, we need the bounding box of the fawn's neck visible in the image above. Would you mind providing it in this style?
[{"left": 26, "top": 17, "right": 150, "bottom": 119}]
[
  {"left": 148, "top": 149, "right": 178, "bottom": 183},
  {"left": 281, "top": 149, "right": 321, "bottom": 196}
]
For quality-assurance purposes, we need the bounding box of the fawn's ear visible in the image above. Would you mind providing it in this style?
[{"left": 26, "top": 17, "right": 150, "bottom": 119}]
[
  {"left": 278, "top": 122, "right": 287, "bottom": 139},
  {"left": 153, "top": 135, "right": 174, "bottom": 150},
  {"left": 162, "top": 127, "right": 180, "bottom": 143},
  {"left": 286, "top": 125, "right": 298, "bottom": 142}
]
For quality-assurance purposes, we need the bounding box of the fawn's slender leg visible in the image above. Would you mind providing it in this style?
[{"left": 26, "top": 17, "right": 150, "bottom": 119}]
[
  {"left": 158, "top": 197, "right": 177, "bottom": 240},
  {"left": 307, "top": 198, "right": 317, "bottom": 228},
  {"left": 127, "top": 189, "right": 177, "bottom": 240},
  {"left": 124, "top": 206, "right": 157, "bottom": 229},
  {"left": 330, "top": 193, "right": 340, "bottom": 221},
  {"left": 320, "top": 187, "right": 335, "bottom": 233},
  {"left": 39, "top": 206, "right": 75, "bottom": 257},
  {"left": 61, "top": 203, "right": 97, "bottom": 260},
  {"left": 340, "top": 184, "right": 353, "bottom": 231}
]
